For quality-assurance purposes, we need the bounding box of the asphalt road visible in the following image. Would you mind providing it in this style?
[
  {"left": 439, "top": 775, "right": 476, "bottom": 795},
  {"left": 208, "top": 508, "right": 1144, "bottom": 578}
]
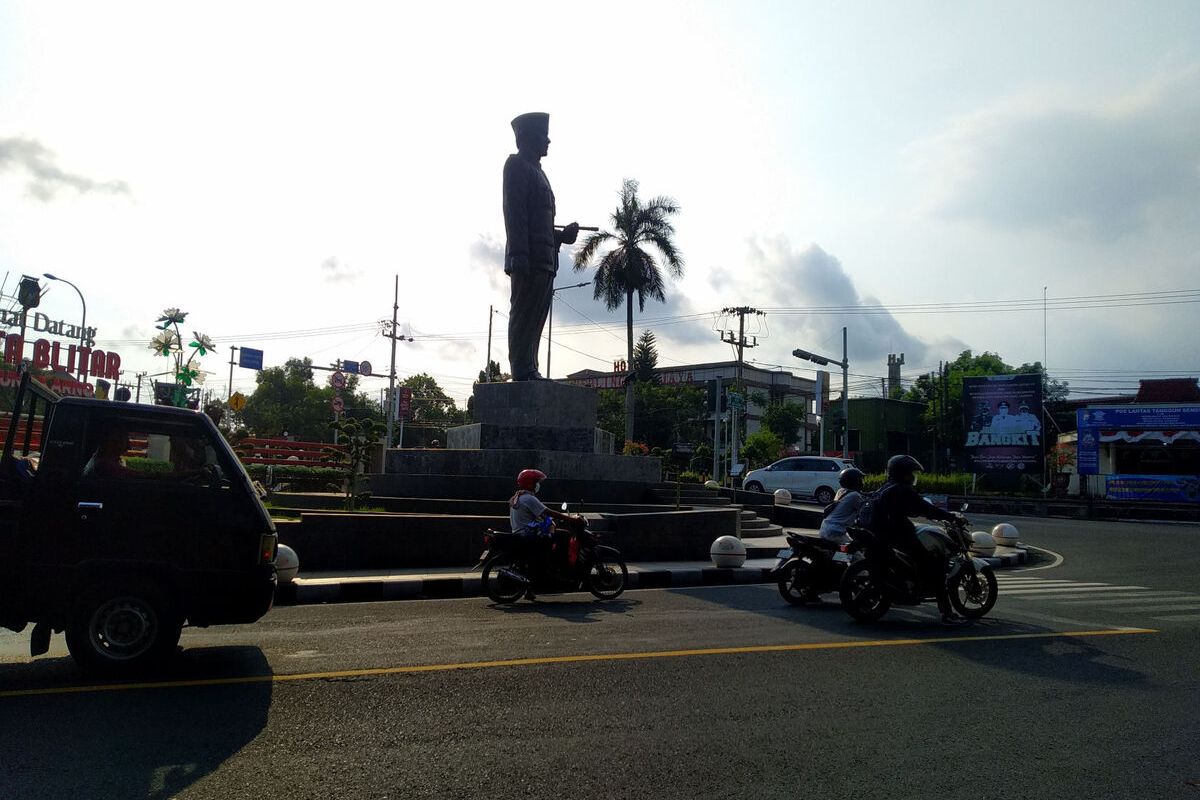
[{"left": 2, "top": 515, "right": 1198, "bottom": 800}]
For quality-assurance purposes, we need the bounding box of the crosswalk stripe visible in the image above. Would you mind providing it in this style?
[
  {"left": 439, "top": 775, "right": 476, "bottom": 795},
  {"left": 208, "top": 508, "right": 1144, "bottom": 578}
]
[
  {"left": 1001, "top": 582, "right": 1117, "bottom": 591},
  {"left": 1152, "top": 613, "right": 1200, "bottom": 621},
  {"left": 1057, "top": 593, "right": 1192, "bottom": 606},
  {"left": 996, "top": 578, "right": 1075, "bottom": 584},
  {"left": 1105, "top": 604, "right": 1200, "bottom": 613},
  {"left": 998, "top": 582, "right": 1137, "bottom": 594},
  {"left": 1005, "top": 586, "right": 1148, "bottom": 596}
]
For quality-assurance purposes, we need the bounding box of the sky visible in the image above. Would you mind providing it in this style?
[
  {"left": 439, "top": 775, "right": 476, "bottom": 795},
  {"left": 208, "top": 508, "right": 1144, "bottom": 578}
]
[{"left": 1, "top": 0, "right": 1197, "bottom": 407}]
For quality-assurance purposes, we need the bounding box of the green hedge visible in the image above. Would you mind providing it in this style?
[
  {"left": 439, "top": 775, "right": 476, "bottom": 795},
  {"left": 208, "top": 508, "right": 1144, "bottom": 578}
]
[
  {"left": 861, "top": 472, "right": 975, "bottom": 495},
  {"left": 244, "top": 463, "right": 343, "bottom": 481},
  {"left": 125, "top": 457, "right": 175, "bottom": 476}
]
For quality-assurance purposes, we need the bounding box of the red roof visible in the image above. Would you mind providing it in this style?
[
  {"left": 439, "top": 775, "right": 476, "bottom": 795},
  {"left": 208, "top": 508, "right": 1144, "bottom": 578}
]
[{"left": 1134, "top": 378, "right": 1200, "bottom": 403}]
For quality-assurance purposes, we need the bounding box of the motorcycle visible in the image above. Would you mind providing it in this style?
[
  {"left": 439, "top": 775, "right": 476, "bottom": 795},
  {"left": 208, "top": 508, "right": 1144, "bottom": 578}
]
[
  {"left": 772, "top": 531, "right": 862, "bottom": 605},
  {"left": 838, "top": 506, "right": 998, "bottom": 622},
  {"left": 477, "top": 506, "right": 628, "bottom": 603}
]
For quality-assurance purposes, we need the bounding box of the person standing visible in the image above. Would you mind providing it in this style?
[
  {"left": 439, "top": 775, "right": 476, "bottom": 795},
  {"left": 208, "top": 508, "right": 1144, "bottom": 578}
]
[{"left": 502, "top": 112, "right": 579, "bottom": 381}]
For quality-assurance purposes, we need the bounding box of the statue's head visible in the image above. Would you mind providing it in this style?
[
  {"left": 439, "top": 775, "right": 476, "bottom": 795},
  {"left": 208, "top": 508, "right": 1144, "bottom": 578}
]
[{"left": 512, "top": 112, "right": 550, "bottom": 157}]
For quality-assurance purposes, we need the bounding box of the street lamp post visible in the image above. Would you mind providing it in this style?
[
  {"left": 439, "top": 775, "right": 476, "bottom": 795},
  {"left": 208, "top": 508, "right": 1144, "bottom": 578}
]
[
  {"left": 793, "top": 326, "right": 850, "bottom": 460},
  {"left": 546, "top": 281, "right": 590, "bottom": 379},
  {"left": 43, "top": 273, "right": 88, "bottom": 350}
]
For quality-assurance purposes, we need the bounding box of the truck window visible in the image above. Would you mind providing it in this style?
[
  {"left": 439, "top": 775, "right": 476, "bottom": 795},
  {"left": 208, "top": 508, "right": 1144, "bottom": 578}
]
[{"left": 81, "top": 420, "right": 228, "bottom": 485}]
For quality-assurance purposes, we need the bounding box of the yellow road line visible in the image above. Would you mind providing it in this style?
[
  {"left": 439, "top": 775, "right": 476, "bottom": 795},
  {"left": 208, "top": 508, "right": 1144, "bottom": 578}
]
[{"left": 0, "top": 627, "right": 1157, "bottom": 699}]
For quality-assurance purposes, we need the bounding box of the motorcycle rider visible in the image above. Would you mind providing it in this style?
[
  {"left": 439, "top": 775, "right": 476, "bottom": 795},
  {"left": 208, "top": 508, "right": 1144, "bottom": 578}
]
[
  {"left": 818, "top": 467, "right": 866, "bottom": 544},
  {"left": 509, "top": 468, "right": 580, "bottom": 599},
  {"left": 870, "top": 455, "right": 966, "bottom": 623}
]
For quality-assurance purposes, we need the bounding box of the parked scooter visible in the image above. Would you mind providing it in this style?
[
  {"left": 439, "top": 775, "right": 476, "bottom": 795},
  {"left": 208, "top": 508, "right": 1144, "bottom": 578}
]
[
  {"left": 838, "top": 506, "right": 998, "bottom": 622},
  {"left": 772, "top": 531, "right": 862, "bottom": 605},
  {"left": 477, "top": 505, "right": 628, "bottom": 603}
]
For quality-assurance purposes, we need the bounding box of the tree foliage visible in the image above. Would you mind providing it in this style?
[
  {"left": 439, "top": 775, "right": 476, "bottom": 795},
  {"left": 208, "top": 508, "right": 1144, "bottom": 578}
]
[
  {"left": 574, "top": 179, "right": 683, "bottom": 443},
  {"left": 395, "top": 373, "right": 467, "bottom": 447},
  {"left": 239, "top": 357, "right": 381, "bottom": 442},
  {"left": 742, "top": 429, "right": 784, "bottom": 469},
  {"left": 761, "top": 401, "right": 805, "bottom": 447},
  {"left": 596, "top": 382, "right": 706, "bottom": 451},
  {"left": 631, "top": 330, "right": 660, "bottom": 383}
]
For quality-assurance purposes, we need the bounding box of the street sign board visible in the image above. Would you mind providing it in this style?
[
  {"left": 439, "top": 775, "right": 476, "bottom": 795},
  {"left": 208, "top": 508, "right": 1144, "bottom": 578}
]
[
  {"left": 358, "top": 360, "right": 373, "bottom": 377},
  {"left": 238, "top": 348, "right": 264, "bottom": 370},
  {"left": 341, "top": 360, "right": 359, "bottom": 376},
  {"left": 228, "top": 391, "right": 247, "bottom": 413},
  {"left": 331, "top": 396, "right": 345, "bottom": 413},
  {"left": 331, "top": 371, "right": 347, "bottom": 390},
  {"left": 396, "top": 387, "right": 413, "bottom": 419}
]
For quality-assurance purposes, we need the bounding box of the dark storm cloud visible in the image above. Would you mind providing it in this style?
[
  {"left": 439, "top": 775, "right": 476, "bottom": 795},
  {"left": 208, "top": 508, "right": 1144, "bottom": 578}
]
[
  {"left": 320, "top": 256, "right": 362, "bottom": 283},
  {"left": 920, "top": 71, "right": 1200, "bottom": 240},
  {"left": 0, "top": 137, "right": 130, "bottom": 201},
  {"left": 727, "top": 237, "right": 967, "bottom": 366}
]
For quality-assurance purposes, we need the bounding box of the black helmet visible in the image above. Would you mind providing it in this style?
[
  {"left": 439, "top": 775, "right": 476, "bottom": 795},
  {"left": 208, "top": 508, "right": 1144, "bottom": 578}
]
[
  {"left": 886, "top": 454, "right": 924, "bottom": 484},
  {"left": 838, "top": 467, "right": 865, "bottom": 491}
]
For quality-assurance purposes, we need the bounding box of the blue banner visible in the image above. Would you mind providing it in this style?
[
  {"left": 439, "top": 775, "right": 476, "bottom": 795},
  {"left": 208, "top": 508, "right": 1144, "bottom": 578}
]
[
  {"left": 1076, "top": 405, "right": 1200, "bottom": 475},
  {"left": 1105, "top": 474, "right": 1200, "bottom": 503},
  {"left": 238, "top": 348, "right": 264, "bottom": 370}
]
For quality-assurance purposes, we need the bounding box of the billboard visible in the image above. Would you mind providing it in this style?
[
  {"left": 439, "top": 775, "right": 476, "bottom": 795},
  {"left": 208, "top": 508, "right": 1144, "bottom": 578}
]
[
  {"left": 962, "top": 374, "right": 1043, "bottom": 473},
  {"left": 239, "top": 348, "right": 264, "bottom": 370},
  {"left": 1105, "top": 475, "right": 1200, "bottom": 503},
  {"left": 1076, "top": 404, "right": 1200, "bottom": 475}
]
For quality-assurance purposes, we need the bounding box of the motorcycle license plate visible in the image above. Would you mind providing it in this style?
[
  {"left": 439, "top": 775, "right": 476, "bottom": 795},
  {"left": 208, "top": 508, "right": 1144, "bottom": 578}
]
[
  {"left": 776, "top": 549, "right": 792, "bottom": 559},
  {"left": 833, "top": 551, "right": 852, "bottom": 563},
  {"left": 478, "top": 549, "right": 490, "bottom": 561}
]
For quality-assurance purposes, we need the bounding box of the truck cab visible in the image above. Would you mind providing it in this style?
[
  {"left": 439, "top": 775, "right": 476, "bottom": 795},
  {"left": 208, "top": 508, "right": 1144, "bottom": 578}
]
[{"left": 0, "top": 370, "right": 278, "bottom": 675}]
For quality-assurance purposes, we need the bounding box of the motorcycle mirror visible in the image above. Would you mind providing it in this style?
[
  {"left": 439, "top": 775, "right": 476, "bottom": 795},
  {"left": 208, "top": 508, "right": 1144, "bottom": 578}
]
[
  {"left": 960, "top": 503, "right": 969, "bottom": 512},
  {"left": 561, "top": 502, "right": 569, "bottom": 512}
]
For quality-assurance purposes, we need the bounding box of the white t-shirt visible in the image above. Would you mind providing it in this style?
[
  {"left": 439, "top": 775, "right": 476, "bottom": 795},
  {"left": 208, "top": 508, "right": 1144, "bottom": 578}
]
[
  {"left": 818, "top": 488, "right": 863, "bottom": 543},
  {"left": 510, "top": 491, "right": 547, "bottom": 533}
]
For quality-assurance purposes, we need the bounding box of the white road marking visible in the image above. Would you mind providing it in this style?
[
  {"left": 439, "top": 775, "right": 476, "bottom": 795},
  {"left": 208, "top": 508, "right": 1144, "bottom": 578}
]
[
  {"left": 1057, "top": 593, "right": 1192, "bottom": 606},
  {"left": 1106, "top": 604, "right": 1200, "bottom": 613},
  {"left": 1152, "top": 613, "right": 1200, "bottom": 621},
  {"left": 1005, "top": 586, "right": 1149, "bottom": 596}
]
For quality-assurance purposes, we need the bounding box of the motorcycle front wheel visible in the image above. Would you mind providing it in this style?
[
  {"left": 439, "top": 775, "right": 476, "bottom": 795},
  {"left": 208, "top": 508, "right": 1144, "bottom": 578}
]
[
  {"left": 839, "top": 561, "right": 891, "bottom": 622},
  {"left": 481, "top": 554, "right": 529, "bottom": 604},
  {"left": 586, "top": 549, "right": 628, "bottom": 600},
  {"left": 777, "top": 560, "right": 820, "bottom": 605},
  {"left": 949, "top": 568, "right": 998, "bottom": 618}
]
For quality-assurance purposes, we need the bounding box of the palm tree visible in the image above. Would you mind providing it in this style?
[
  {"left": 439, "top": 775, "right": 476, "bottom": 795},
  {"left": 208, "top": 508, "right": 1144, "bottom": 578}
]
[{"left": 574, "top": 179, "right": 683, "bottom": 444}]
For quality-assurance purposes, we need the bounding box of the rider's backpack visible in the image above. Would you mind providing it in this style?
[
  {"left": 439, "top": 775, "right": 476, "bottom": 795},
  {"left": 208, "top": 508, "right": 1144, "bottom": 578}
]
[{"left": 851, "top": 489, "right": 881, "bottom": 532}]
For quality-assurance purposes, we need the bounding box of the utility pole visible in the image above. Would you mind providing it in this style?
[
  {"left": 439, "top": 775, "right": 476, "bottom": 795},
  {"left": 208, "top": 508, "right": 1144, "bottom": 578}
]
[
  {"left": 227, "top": 346, "right": 239, "bottom": 401},
  {"left": 135, "top": 371, "right": 146, "bottom": 403},
  {"left": 485, "top": 305, "right": 494, "bottom": 382},
  {"left": 720, "top": 306, "right": 765, "bottom": 475},
  {"left": 385, "top": 276, "right": 400, "bottom": 447}
]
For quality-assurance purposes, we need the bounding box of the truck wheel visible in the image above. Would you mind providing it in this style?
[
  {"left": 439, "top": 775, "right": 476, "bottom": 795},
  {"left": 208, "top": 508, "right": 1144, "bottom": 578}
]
[{"left": 65, "top": 587, "right": 182, "bottom": 676}]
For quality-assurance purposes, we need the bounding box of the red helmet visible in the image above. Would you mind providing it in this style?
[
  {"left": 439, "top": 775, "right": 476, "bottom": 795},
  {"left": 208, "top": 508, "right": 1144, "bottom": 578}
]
[{"left": 516, "top": 469, "right": 546, "bottom": 491}]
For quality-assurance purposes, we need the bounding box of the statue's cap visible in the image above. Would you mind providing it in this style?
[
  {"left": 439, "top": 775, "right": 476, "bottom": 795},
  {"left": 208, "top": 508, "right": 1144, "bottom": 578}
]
[{"left": 511, "top": 112, "right": 550, "bottom": 137}]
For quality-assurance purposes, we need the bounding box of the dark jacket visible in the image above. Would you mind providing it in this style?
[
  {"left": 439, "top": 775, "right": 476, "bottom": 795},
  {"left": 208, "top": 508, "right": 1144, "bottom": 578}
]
[
  {"left": 503, "top": 153, "right": 559, "bottom": 275},
  {"left": 870, "top": 480, "right": 957, "bottom": 545}
]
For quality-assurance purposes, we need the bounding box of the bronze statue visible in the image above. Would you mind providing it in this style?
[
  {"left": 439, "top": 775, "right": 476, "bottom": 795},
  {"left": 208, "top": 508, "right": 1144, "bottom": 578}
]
[{"left": 503, "top": 112, "right": 578, "bottom": 381}]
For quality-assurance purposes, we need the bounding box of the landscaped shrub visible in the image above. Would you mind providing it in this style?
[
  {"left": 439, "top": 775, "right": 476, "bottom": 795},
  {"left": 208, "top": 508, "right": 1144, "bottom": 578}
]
[
  {"left": 677, "top": 470, "right": 704, "bottom": 483},
  {"left": 861, "top": 472, "right": 976, "bottom": 495}
]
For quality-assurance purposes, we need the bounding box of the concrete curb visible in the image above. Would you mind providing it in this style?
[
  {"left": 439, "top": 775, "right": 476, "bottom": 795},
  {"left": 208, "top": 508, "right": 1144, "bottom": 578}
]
[{"left": 274, "top": 547, "right": 1029, "bottom": 606}]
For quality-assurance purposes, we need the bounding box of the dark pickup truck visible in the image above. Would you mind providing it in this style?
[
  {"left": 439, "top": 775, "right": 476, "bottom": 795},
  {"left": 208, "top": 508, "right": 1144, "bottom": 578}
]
[{"left": 0, "top": 370, "right": 278, "bottom": 675}]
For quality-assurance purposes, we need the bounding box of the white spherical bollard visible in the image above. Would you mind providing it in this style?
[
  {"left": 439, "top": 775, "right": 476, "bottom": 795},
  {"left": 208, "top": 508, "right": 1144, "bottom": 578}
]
[
  {"left": 773, "top": 489, "right": 792, "bottom": 506},
  {"left": 991, "top": 523, "right": 1019, "bottom": 547},
  {"left": 710, "top": 535, "right": 747, "bottom": 568},
  {"left": 275, "top": 544, "right": 300, "bottom": 583},
  {"left": 704, "top": 480, "right": 721, "bottom": 490},
  {"left": 969, "top": 531, "right": 997, "bottom": 557}
]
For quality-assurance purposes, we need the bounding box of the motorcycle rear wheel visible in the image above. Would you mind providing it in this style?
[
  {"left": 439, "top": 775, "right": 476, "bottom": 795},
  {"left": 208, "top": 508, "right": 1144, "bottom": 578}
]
[
  {"left": 949, "top": 568, "right": 998, "bottom": 618},
  {"left": 586, "top": 551, "right": 628, "bottom": 600},
  {"left": 839, "top": 561, "right": 891, "bottom": 622},
  {"left": 481, "top": 555, "right": 528, "bottom": 604},
  {"left": 777, "top": 561, "right": 821, "bottom": 605}
]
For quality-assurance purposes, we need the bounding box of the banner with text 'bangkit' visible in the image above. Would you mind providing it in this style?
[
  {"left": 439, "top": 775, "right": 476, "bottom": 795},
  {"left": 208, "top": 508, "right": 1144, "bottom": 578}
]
[{"left": 962, "top": 374, "right": 1043, "bottom": 473}]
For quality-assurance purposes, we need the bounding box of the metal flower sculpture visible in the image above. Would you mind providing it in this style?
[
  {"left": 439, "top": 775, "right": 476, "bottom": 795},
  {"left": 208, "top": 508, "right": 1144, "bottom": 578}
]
[{"left": 148, "top": 308, "right": 216, "bottom": 406}]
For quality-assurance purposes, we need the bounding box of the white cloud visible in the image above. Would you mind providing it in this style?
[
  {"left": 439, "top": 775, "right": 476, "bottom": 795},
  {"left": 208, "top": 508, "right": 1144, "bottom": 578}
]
[
  {"left": 910, "top": 67, "right": 1200, "bottom": 241},
  {"left": 319, "top": 256, "right": 363, "bottom": 284}
]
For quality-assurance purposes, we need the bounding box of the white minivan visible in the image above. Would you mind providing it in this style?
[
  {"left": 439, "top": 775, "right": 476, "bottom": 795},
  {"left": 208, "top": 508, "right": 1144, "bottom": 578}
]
[{"left": 741, "top": 456, "right": 852, "bottom": 504}]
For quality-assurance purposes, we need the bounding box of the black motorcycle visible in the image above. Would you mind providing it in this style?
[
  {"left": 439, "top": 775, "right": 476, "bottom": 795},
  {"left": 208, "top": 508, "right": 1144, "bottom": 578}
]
[
  {"left": 477, "top": 512, "right": 628, "bottom": 603},
  {"left": 772, "top": 531, "right": 861, "bottom": 605},
  {"left": 838, "top": 508, "right": 998, "bottom": 622}
]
